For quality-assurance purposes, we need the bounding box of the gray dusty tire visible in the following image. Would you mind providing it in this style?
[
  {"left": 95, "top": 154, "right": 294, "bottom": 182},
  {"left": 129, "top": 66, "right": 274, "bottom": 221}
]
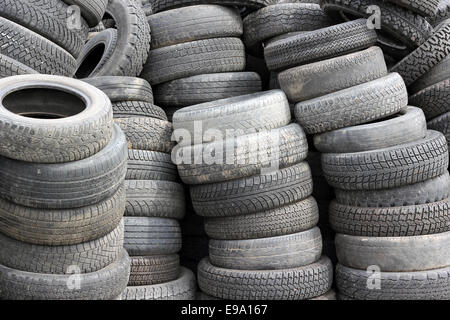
[
  {"left": 128, "top": 255, "right": 180, "bottom": 286},
  {"left": 386, "top": 0, "right": 440, "bottom": 17},
  {"left": 198, "top": 256, "right": 333, "bottom": 300},
  {"left": 294, "top": 73, "right": 408, "bottom": 134},
  {"left": 0, "top": 74, "right": 113, "bottom": 163},
  {"left": 209, "top": 227, "right": 322, "bottom": 270},
  {"left": 0, "top": 250, "right": 130, "bottom": 300},
  {"left": 0, "top": 54, "right": 38, "bottom": 78},
  {"left": 409, "top": 79, "right": 450, "bottom": 120},
  {"left": 313, "top": 107, "right": 427, "bottom": 153},
  {"left": 322, "top": 130, "right": 449, "bottom": 191},
  {"left": 112, "top": 101, "right": 167, "bottom": 121},
  {"left": 410, "top": 55, "right": 450, "bottom": 94},
  {"left": 428, "top": 111, "right": 450, "bottom": 150},
  {"left": 126, "top": 149, "right": 178, "bottom": 181},
  {"left": 151, "top": 0, "right": 267, "bottom": 13},
  {"left": 279, "top": 46, "right": 387, "bottom": 103},
  {"left": 62, "top": 0, "right": 108, "bottom": 27}
]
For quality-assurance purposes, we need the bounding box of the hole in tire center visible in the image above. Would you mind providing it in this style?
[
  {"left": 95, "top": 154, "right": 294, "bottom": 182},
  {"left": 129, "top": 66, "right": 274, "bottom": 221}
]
[
  {"left": 75, "top": 43, "right": 106, "bottom": 78},
  {"left": 2, "top": 88, "right": 86, "bottom": 119}
]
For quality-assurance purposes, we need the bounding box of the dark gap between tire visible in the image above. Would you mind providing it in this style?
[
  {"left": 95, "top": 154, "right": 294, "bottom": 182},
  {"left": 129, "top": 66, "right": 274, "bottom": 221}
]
[{"left": 75, "top": 43, "right": 106, "bottom": 78}]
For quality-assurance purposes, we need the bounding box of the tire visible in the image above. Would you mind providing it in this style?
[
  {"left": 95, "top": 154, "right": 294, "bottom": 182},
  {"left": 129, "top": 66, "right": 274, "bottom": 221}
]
[
  {"left": 386, "top": 0, "right": 440, "bottom": 17},
  {"left": 428, "top": 0, "right": 450, "bottom": 26},
  {"left": 209, "top": 227, "right": 322, "bottom": 270},
  {"left": 126, "top": 149, "right": 178, "bottom": 181},
  {"left": 409, "top": 79, "right": 450, "bottom": 120},
  {"left": 198, "top": 256, "right": 333, "bottom": 300},
  {"left": 62, "top": 0, "right": 108, "bottom": 27},
  {"left": 0, "top": 75, "right": 113, "bottom": 163},
  {"left": 128, "top": 255, "right": 180, "bottom": 286},
  {"left": 322, "top": 130, "right": 449, "bottom": 191},
  {"left": 0, "top": 53, "right": 38, "bottom": 78},
  {"left": 172, "top": 90, "right": 290, "bottom": 145},
  {"left": 176, "top": 123, "right": 307, "bottom": 185},
  {"left": 82, "top": 76, "right": 153, "bottom": 103},
  {"left": 264, "top": 19, "right": 377, "bottom": 71},
  {"left": 149, "top": 5, "right": 243, "bottom": 49},
  {"left": 0, "top": 124, "right": 127, "bottom": 209},
  {"left": 336, "top": 263, "right": 450, "bottom": 300},
  {"left": 0, "top": 184, "right": 125, "bottom": 246},
  {"left": 320, "top": 0, "right": 434, "bottom": 49},
  {"left": 313, "top": 107, "right": 427, "bottom": 153},
  {"left": 390, "top": 20, "right": 450, "bottom": 87},
  {"left": 0, "top": 219, "right": 123, "bottom": 274},
  {"left": 0, "top": 0, "right": 89, "bottom": 58},
  {"left": 278, "top": 46, "right": 387, "bottom": 103},
  {"left": 154, "top": 72, "right": 262, "bottom": 107},
  {"left": 0, "top": 17, "right": 76, "bottom": 76},
  {"left": 0, "top": 250, "right": 130, "bottom": 300},
  {"left": 151, "top": 0, "right": 268, "bottom": 13},
  {"left": 204, "top": 196, "right": 319, "bottom": 240},
  {"left": 124, "top": 217, "right": 182, "bottom": 255},
  {"left": 141, "top": 38, "right": 246, "bottom": 85},
  {"left": 410, "top": 55, "right": 450, "bottom": 94},
  {"left": 336, "top": 231, "right": 450, "bottom": 272},
  {"left": 428, "top": 111, "right": 450, "bottom": 149},
  {"left": 294, "top": 73, "right": 408, "bottom": 134},
  {"left": 124, "top": 180, "right": 185, "bottom": 220},
  {"left": 114, "top": 117, "right": 174, "bottom": 154},
  {"left": 190, "top": 162, "right": 313, "bottom": 217},
  {"left": 112, "top": 101, "right": 167, "bottom": 121},
  {"left": 122, "top": 267, "right": 196, "bottom": 300},
  {"left": 330, "top": 196, "right": 450, "bottom": 237},
  {"left": 243, "top": 3, "right": 331, "bottom": 54}
]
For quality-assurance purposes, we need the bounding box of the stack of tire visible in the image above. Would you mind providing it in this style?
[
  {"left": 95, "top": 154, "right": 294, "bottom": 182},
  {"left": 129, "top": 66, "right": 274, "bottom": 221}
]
[
  {"left": 141, "top": 3, "right": 262, "bottom": 120},
  {"left": 0, "top": 75, "right": 130, "bottom": 300},
  {"left": 172, "top": 90, "right": 334, "bottom": 300},
  {"left": 0, "top": 0, "right": 104, "bottom": 78}
]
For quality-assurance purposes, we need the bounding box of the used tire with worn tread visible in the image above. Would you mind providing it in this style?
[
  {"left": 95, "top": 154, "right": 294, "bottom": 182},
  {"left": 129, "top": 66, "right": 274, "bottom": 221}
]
[
  {"left": 62, "top": 0, "right": 108, "bottom": 27},
  {"left": 112, "top": 101, "right": 167, "bottom": 121},
  {"left": 128, "top": 255, "right": 180, "bottom": 286},
  {"left": 126, "top": 149, "right": 177, "bottom": 181}
]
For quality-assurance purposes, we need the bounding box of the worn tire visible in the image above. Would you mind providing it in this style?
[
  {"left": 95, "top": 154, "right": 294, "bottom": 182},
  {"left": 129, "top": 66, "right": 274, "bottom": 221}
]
[
  {"left": 386, "top": 0, "right": 440, "bottom": 17},
  {"left": 112, "top": 101, "right": 167, "bottom": 121},
  {"left": 409, "top": 79, "right": 450, "bottom": 120},
  {"left": 151, "top": 0, "right": 267, "bottom": 13},
  {"left": 0, "top": 54, "right": 37, "bottom": 78},
  {"left": 128, "top": 255, "right": 179, "bottom": 286},
  {"left": 294, "top": 73, "right": 408, "bottom": 134},
  {"left": 410, "top": 55, "right": 450, "bottom": 94},
  {"left": 62, "top": 0, "right": 108, "bottom": 27},
  {"left": 126, "top": 149, "right": 178, "bottom": 181},
  {"left": 428, "top": 111, "right": 450, "bottom": 149}
]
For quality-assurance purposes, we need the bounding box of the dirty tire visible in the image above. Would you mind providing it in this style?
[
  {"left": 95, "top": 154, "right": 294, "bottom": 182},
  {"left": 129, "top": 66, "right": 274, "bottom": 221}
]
[
  {"left": 386, "top": 0, "right": 440, "bottom": 17},
  {"left": 112, "top": 101, "right": 167, "bottom": 121},
  {"left": 126, "top": 150, "right": 177, "bottom": 181},
  {"left": 151, "top": 0, "right": 267, "bottom": 13},
  {"left": 410, "top": 55, "right": 450, "bottom": 94},
  {"left": 428, "top": 111, "right": 450, "bottom": 149},
  {"left": 128, "top": 255, "right": 180, "bottom": 286},
  {"left": 62, "top": 0, "right": 108, "bottom": 27},
  {"left": 409, "top": 79, "right": 450, "bottom": 120},
  {"left": 0, "top": 54, "right": 37, "bottom": 78}
]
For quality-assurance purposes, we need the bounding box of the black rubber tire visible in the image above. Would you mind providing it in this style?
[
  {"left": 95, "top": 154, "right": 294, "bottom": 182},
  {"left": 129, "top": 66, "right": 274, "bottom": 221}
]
[
  {"left": 112, "top": 101, "right": 167, "bottom": 121},
  {"left": 122, "top": 267, "right": 196, "bottom": 300},
  {"left": 0, "top": 17, "right": 76, "bottom": 76},
  {"left": 410, "top": 55, "right": 450, "bottom": 94},
  {"left": 279, "top": 46, "right": 387, "bottom": 103},
  {"left": 0, "top": 75, "right": 113, "bottom": 163},
  {"left": 294, "top": 73, "right": 408, "bottom": 134},
  {"left": 336, "top": 263, "right": 450, "bottom": 300},
  {"left": 322, "top": 130, "right": 449, "bottom": 191},
  {"left": 0, "top": 53, "right": 38, "bottom": 78},
  {"left": 320, "top": 0, "right": 434, "bottom": 49},
  {"left": 204, "top": 196, "right": 319, "bottom": 240},
  {"left": 390, "top": 19, "right": 450, "bottom": 87},
  {"left": 82, "top": 76, "right": 153, "bottom": 103},
  {"left": 114, "top": 117, "right": 174, "bottom": 154},
  {"left": 151, "top": 0, "right": 268, "bottom": 13},
  {"left": 0, "top": 250, "right": 130, "bottom": 300},
  {"left": 428, "top": 0, "right": 450, "bottom": 26},
  {"left": 141, "top": 38, "right": 246, "bottom": 85},
  {"left": 264, "top": 19, "right": 377, "bottom": 71},
  {"left": 0, "top": 219, "right": 123, "bottom": 274},
  {"left": 190, "top": 162, "right": 313, "bottom": 217},
  {"left": 128, "top": 255, "right": 180, "bottom": 286},
  {"left": 313, "top": 106, "right": 427, "bottom": 153},
  {"left": 336, "top": 231, "right": 450, "bottom": 272},
  {"left": 330, "top": 196, "right": 450, "bottom": 237},
  {"left": 0, "top": 124, "right": 127, "bottom": 209},
  {"left": 62, "top": 0, "right": 108, "bottom": 27},
  {"left": 409, "top": 79, "right": 450, "bottom": 120},
  {"left": 126, "top": 149, "right": 178, "bottom": 181},
  {"left": 154, "top": 72, "right": 262, "bottom": 107},
  {"left": 386, "top": 0, "right": 440, "bottom": 17},
  {"left": 0, "top": 184, "right": 125, "bottom": 246},
  {"left": 243, "top": 3, "right": 331, "bottom": 54},
  {"left": 176, "top": 123, "right": 308, "bottom": 185},
  {"left": 198, "top": 256, "right": 333, "bottom": 300},
  {"left": 209, "top": 227, "right": 322, "bottom": 270},
  {"left": 149, "top": 5, "right": 243, "bottom": 49},
  {"left": 428, "top": 111, "right": 450, "bottom": 150},
  {"left": 124, "top": 180, "right": 185, "bottom": 220},
  {"left": 0, "top": 0, "right": 89, "bottom": 58},
  {"left": 124, "top": 217, "right": 182, "bottom": 256},
  {"left": 172, "top": 90, "right": 290, "bottom": 145}
]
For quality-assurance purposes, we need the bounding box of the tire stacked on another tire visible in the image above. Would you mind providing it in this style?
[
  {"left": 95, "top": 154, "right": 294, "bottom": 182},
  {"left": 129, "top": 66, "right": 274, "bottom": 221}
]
[
  {"left": 172, "top": 90, "right": 334, "bottom": 300},
  {"left": 141, "top": 4, "right": 262, "bottom": 120},
  {"left": 0, "top": 75, "right": 130, "bottom": 300}
]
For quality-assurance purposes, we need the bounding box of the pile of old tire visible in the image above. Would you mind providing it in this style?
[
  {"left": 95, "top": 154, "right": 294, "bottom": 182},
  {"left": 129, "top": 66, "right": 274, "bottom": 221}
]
[
  {"left": 0, "top": 74, "right": 130, "bottom": 300},
  {"left": 141, "top": 3, "right": 262, "bottom": 120},
  {"left": 75, "top": 0, "right": 150, "bottom": 78},
  {"left": 172, "top": 90, "right": 334, "bottom": 300},
  {"left": 0, "top": 0, "right": 102, "bottom": 78}
]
